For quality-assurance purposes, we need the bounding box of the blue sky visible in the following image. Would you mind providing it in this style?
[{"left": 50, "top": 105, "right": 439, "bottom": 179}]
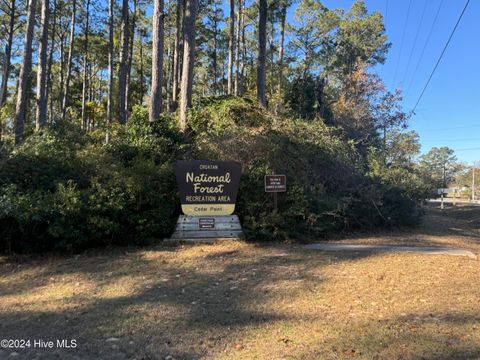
[{"left": 317, "top": 0, "right": 479, "bottom": 163}]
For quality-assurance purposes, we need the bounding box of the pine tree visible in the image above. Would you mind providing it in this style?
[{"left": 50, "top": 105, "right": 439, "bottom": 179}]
[
  {"left": 179, "top": 0, "right": 198, "bottom": 130},
  {"left": 149, "top": 0, "right": 165, "bottom": 123},
  {"left": 257, "top": 0, "right": 267, "bottom": 107},
  {"left": 14, "top": 0, "right": 37, "bottom": 144},
  {"left": 118, "top": 0, "right": 129, "bottom": 124}
]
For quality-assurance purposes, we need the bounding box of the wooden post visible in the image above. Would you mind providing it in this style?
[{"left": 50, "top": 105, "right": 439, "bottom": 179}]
[
  {"left": 441, "top": 165, "right": 446, "bottom": 210},
  {"left": 472, "top": 163, "right": 476, "bottom": 202},
  {"left": 272, "top": 169, "right": 278, "bottom": 211}
]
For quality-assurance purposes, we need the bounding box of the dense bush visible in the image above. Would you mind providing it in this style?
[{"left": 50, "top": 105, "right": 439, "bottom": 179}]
[
  {"left": 0, "top": 98, "right": 426, "bottom": 252},
  {"left": 0, "top": 107, "right": 181, "bottom": 252},
  {"left": 188, "top": 96, "right": 424, "bottom": 240}
]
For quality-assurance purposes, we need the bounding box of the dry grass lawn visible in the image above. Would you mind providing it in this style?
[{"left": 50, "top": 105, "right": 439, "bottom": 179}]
[{"left": 1, "top": 203, "right": 480, "bottom": 359}]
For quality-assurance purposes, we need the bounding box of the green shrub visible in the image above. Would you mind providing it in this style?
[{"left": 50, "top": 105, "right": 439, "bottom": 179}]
[
  {"left": 189, "top": 95, "right": 270, "bottom": 135},
  {"left": 188, "top": 96, "right": 424, "bottom": 240},
  {"left": 0, "top": 108, "right": 180, "bottom": 252},
  {"left": 0, "top": 98, "right": 425, "bottom": 252}
]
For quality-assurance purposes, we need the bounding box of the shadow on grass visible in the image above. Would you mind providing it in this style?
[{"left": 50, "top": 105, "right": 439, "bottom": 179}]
[
  {"left": 1, "top": 237, "right": 478, "bottom": 359},
  {"left": 0, "top": 244, "right": 371, "bottom": 359}
]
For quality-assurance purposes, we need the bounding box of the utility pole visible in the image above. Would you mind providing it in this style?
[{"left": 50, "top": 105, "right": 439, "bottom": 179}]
[
  {"left": 441, "top": 164, "right": 446, "bottom": 210},
  {"left": 472, "top": 162, "right": 476, "bottom": 202}
]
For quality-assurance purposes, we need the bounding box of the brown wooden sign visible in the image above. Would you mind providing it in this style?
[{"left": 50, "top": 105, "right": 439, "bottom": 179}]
[
  {"left": 265, "top": 175, "right": 286, "bottom": 192},
  {"left": 175, "top": 160, "right": 242, "bottom": 216}
]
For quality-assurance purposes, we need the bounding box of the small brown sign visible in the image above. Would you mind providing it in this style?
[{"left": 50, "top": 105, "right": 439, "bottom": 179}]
[
  {"left": 198, "top": 217, "right": 215, "bottom": 229},
  {"left": 265, "top": 175, "right": 286, "bottom": 192}
]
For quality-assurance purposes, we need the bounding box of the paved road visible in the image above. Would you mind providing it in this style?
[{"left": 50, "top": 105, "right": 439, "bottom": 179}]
[
  {"left": 304, "top": 244, "right": 477, "bottom": 259},
  {"left": 428, "top": 198, "right": 480, "bottom": 206}
]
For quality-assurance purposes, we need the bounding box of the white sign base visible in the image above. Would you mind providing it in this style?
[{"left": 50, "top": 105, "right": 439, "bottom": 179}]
[{"left": 169, "top": 215, "right": 244, "bottom": 242}]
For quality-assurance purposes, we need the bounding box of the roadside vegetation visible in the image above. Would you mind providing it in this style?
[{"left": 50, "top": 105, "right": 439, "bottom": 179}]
[
  {"left": 0, "top": 0, "right": 459, "bottom": 252},
  {"left": 1, "top": 95, "right": 431, "bottom": 252}
]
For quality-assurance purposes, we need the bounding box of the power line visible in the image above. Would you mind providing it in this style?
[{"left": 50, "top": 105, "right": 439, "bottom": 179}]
[
  {"left": 422, "top": 146, "right": 480, "bottom": 152},
  {"left": 385, "top": 0, "right": 388, "bottom": 26},
  {"left": 412, "top": 0, "right": 470, "bottom": 113},
  {"left": 405, "top": 0, "right": 444, "bottom": 98},
  {"left": 453, "top": 147, "right": 480, "bottom": 152},
  {"left": 392, "top": 0, "right": 413, "bottom": 87},
  {"left": 422, "top": 138, "right": 480, "bottom": 142},
  {"left": 414, "top": 124, "right": 480, "bottom": 132},
  {"left": 380, "top": 0, "right": 389, "bottom": 79},
  {"left": 401, "top": 0, "right": 428, "bottom": 87}
]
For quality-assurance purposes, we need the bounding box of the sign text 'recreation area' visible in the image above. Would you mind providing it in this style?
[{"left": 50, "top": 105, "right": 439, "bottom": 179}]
[{"left": 175, "top": 160, "right": 242, "bottom": 216}]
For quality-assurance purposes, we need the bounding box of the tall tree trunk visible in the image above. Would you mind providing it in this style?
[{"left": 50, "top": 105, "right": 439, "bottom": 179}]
[
  {"left": 106, "top": 0, "right": 114, "bottom": 142},
  {"left": 149, "top": 0, "right": 165, "bottom": 123},
  {"left": 166, "top": 23, "right": 173, "bottom": 108},
  {"left": 179, "top": 0, "right": 186, "bottom": 87},
  {"left": 212, "top": 13, "right": 218, "bottom": 94},
  {"left": 58, "top": 33, "right": 65, "bottom": 111},
  {"left": 118, "top": 0, "right": 129, "bottom": 124},
  {"left": 47, "top": 0, "right": 57, "bottom": 122},
  {"left": 139, "top": 30, "right": 145, "bottom": 103},
  {"left": 88, "top": 63, "right": 93, "bottom": 103},
  {"left": 179, "top": 0, "right": 198, "bottom": 130},
  {"left": 0, "top": 0, "right": 15, "bottom": 142},
  {"left": 61, "top": 0, "right": 77, "bottom": 120},
  {"left": 0, "top": 0, "right": 15, "bottom": 109},
  {"left": 240, "top": 10, "right": 246, "bottom": 94},
  {"left": 170, "top": 0, "right": 182, "bottom": 111},
  {"left": 126, "top": 0, "right": 137, "bottom": 118},
  {"left": 257, "top": 0, "right": 267, "bottom": 107},
  {"left": 81, "top": 0, "right": 90, "bottom": 130},
  {"left": 315, "top": 76, "right": 326, "bottom": 118},
  {"left": 234, "top": 0, "right": 242, "bottom": 96},
  {"left": 269, "top": 18, "right": 274, "bottom": 96},
  {"left": 14, "top": 0, "right": 37, "bottom": 144},
  {"left": 278, "top": 3, "right": 286, "bottom": 93},
  {"left": 36, "top": 0, "right": 50, "bottom": 131},
  {"left": 227, "top": 0, "right": 234, "bottom": 95}
]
